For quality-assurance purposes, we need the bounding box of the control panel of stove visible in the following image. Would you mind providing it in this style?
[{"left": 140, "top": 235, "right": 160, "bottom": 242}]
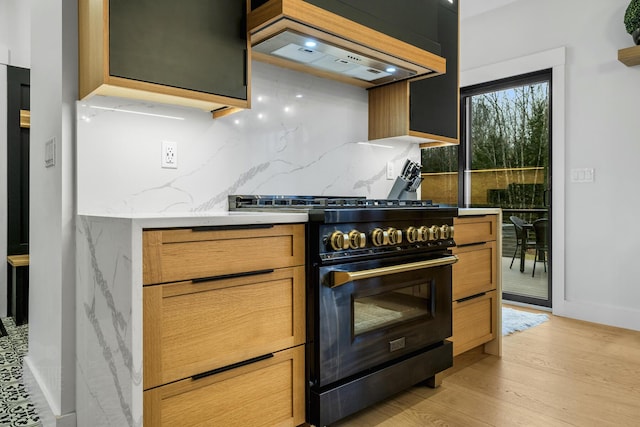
[{"left": 326, "top": 224, "right": 454, "bottom": 252}]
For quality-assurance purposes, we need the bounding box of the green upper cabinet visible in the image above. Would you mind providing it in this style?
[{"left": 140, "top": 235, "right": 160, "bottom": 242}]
[
  {"left": 410, "top": 0, "right": 459, "bottom": 144},
  {"left": 368, "top": 0, "right": 459, "bottom": 145},
  {"left": 79, "top": 0, "right": 250, "bottom": 115}
]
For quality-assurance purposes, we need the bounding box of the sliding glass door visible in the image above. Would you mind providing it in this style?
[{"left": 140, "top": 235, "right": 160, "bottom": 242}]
[{"left": 422, "top": 69, "right": 552, "bottom": 307}]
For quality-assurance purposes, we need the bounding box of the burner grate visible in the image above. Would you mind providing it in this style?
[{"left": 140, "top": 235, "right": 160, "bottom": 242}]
[{"left": 229, "top": 195, "right": 436, "bottom": 210}]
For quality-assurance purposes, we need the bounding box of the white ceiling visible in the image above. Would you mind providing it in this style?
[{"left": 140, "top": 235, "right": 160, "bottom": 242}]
[{"left": 459, "top": 0, "right": 520, "bottom": 20}]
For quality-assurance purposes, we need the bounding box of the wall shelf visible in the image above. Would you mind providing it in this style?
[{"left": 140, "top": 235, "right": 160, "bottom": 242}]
[{"left": 618, "top": 44, "right": 640, "bottom": 66}]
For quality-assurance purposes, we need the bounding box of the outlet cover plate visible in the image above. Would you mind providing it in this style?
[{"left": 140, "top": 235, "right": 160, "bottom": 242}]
[{"left": 161, "top": 140, "right": 177, "bottom": 169}]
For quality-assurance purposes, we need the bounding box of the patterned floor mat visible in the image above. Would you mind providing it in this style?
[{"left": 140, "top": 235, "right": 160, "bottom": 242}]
[{"left": 0, "top": 318, "right": 41, "bottom": 427}]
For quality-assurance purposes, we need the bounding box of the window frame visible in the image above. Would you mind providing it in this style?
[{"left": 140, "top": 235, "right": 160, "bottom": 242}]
[{"left": 459, "top": 68, "right": 553, "bottom": 208}]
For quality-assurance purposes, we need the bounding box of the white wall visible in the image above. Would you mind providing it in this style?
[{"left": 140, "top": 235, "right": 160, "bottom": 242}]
[
  {"left": 24, "top": 0, "right": 77, "bottom": 426},
  {"left": 77, "top": 61, "right": 420, "bottom": 214},
  {"left": 0, "top": 0, "right": 31, "bottom": 68},
  {"left": 461, "top": 0, "right": 640, "bottom": 330}
]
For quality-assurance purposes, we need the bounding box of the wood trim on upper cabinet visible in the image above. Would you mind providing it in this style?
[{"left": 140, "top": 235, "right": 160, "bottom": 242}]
[
  {"left": 368, "top": 81, "right": 410, "bottom": 140},
  {"left": 78, "top": 0, "right": 251, "bottom": 112}
]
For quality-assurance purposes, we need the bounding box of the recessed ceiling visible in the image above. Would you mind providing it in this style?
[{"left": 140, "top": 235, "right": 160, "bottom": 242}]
[{"left": 459, "top": 0, "right": 520, "bottom": 20}]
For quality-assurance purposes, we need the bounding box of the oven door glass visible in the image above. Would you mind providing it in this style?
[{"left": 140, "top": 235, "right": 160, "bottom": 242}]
[{"left": 354, "top": 282, "right": 433, "bottom": 336}]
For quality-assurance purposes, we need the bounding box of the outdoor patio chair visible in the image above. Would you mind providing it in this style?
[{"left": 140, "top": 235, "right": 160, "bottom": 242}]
[
  {"left": 531, "top": 218, "right": 549, "bottom": 277},
  {"left": 509, "top": 215, "right": 535, "bottom": 271}
]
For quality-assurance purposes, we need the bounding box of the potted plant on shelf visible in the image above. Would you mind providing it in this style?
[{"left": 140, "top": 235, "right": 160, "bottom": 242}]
[{"left": 625, "top": 0, "right": 640, "bottom": 45}]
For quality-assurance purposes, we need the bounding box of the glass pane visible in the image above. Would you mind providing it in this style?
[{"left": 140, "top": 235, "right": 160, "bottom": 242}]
[
  {"left": 421, "top": 145, "right": 458, "bottom": 205},
  {"left": 353, "top": 283, "right": 432, "bottom": 336},
  {"left": 468, "top": 82, "right": 549, "bottom": 211}
]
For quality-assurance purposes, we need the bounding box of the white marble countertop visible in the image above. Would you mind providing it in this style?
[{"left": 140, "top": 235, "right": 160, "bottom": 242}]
[
  {"left": 78, "top": 207, "right": 500, "bottom": 228},
  {"left": 458, "top": 207, "right": 501, "bottom": 216},
  {"left": 77, "top": 211, "right": 309, "bottom": 228}
]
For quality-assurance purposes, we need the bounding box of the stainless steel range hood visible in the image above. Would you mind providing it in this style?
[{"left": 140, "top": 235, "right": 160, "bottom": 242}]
[{"left": 248, "top": 0, "right": 446, "bottom": 88}]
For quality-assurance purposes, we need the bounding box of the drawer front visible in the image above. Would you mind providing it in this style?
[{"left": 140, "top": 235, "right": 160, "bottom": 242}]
[
  {"left": 453, "top": 215, "right": 497, "bottom": 246},
  {"left": 143, "top": 224, "right": 305, "bottom": 285},
  {"left": 144, "top": 345, "right": 305, "bottom": 427},
  {"left": 144, "top": 266, "right": 305, "bottom": 389},
  {"left": 451, "top": 241, "right": 497, "bottom": 300},
  {"left": 451, "top": 290, "right": 497, "bottom": 356}
]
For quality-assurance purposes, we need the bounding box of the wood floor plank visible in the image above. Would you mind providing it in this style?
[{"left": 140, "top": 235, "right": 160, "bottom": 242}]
[{"left": 325, "top": 308, "right": 640, "bottom": 426}]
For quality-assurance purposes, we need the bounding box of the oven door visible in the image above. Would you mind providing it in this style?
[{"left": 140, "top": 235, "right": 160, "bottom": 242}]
[{"left": 313, "top": 253, "right": 457, "bottom": 387}]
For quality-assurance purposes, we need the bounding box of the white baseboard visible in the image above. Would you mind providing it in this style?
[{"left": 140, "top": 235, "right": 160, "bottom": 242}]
[
  {"left": 23, "top": 356, "right": 77, "bottom": 427},
  {"left": 553, "top": 299, "right": 640, "bottom": 332}
]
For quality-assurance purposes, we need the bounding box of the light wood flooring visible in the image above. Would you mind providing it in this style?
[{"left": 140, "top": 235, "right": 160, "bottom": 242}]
[{"left": 331, "top": 306, "right": 640, "bottom": 426}]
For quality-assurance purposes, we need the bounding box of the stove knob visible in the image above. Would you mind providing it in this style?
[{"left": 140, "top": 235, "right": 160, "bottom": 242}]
[
  {"left": 417, "top": 226, "right": 429, "bottom": 242},
  {"left": 387, "top": 227, "right": 402, "bottom": 245},
  {"left": 449, "top": 225, "right": 454, "bottom": 239},
  {"left": 371, "top": 228, "right": 389, "bottom": 247},
  {"left": 428, "top": 225, "right": 440, "bottom": 241},
  {"left": 329, "top": 231, "right": 349, "bottom": 251},
  {"left": 348, "top": 230, "right": 367, "bottom": 249},
  {"left": 406, "top": 226, "right": 418, "bottom": 243},
  {"left": 440, "top": 224, "right": 451, "bottom": 239}
]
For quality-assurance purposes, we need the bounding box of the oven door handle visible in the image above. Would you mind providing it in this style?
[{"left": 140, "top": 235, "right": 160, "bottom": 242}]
[{"left": 331, "top": 255, "right": 459, "bottom": 288}]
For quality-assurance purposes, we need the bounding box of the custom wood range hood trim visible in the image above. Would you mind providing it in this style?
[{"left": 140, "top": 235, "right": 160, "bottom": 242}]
[
  {"left": 368, "top": 80, "right": 459, "bottom": 147},
  {"left": 248, "top": 0, "right": 446, "bottom": 88}
]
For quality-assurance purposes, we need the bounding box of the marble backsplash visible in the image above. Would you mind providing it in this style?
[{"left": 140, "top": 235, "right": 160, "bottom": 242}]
[{"left": 77, "top": 61, "right": 420, "bottom": 214}]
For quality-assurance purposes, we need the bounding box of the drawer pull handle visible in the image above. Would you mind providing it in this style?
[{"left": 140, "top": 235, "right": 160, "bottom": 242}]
[
  {"left": 192, "top": 353, "right": 274, "bottom": 380},
  {"left": 192, "top": 224, "right": 275, "bottom": 232},
  {"left": 192, "top": 269, "right": 275, "bottom": 283},
  {"left": 457, "top": 292, "right": 487, "bottom": 303},
  {"left": 455, "top": 241, "right": 489, "bottom": 248}
]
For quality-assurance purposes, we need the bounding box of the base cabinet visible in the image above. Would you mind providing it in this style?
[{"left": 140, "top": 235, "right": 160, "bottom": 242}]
[
  {"left": 452, "top": 290, "right": 498, "bottom": 356},
  {"left": 451, "top": 215, "right": 498, "bottom": 356},
  {"left": 144, "top": 346, "right": 305, "bottom": 427},
  {"left": 142, "top": 224, "right": 306, "bottom": 426}
]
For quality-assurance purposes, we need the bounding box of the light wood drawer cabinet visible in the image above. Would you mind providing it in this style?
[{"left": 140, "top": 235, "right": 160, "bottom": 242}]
[
  {"left": 143, "top": 266, "right": 305, "bottom": 389},
  {"left": 144, "top": 345, "right": 305, "bottom": 427},
  {"left": 451, "top": 241, "right": 497, "bottom": 301},
  {"left": 452, "top": 290, "right": 497, "bottom": 356},
  {"left": 143, "top": 224, "right": 305, "bottom": 285},
  {"left": 142, "top": 223, "right": 306, "bottom": 426},
  {"left": 451, "top": 215, "right": 498, "bottom": 356},
  {"left": 453, "top": 215, "right": 497, "bottom": 246}
]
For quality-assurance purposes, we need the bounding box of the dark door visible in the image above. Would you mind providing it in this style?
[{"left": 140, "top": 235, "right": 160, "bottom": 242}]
[
  {"left": 461, "top": 70, "right": 552, "bottom": 308},
  {"left": 7, "top": 66, "right": 30, "bottom": 256}
]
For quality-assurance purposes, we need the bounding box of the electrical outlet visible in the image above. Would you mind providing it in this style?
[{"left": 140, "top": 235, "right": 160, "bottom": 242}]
[
  {"left": 161, "top": 141, "right": 177, "bottom": 169},
  {"left": 386, "top": 161, "right": 395, "bottom": 180}
]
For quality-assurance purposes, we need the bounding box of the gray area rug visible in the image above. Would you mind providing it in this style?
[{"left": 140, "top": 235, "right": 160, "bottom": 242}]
[{"left": 502, "top": 307, "right": 549, "bottom": 336}]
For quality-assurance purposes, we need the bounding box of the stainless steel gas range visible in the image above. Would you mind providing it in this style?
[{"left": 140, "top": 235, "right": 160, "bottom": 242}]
[{"left": 229, "top": 195, "right": 458, "bottom": 426}]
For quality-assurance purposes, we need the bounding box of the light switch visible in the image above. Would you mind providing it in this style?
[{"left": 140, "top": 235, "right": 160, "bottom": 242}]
[
  {"left": 570, "top": 168, "right": 595, "bottom": 183},
  {"left": 45, "top": 138, "right": 56, "bottom": 168}
]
